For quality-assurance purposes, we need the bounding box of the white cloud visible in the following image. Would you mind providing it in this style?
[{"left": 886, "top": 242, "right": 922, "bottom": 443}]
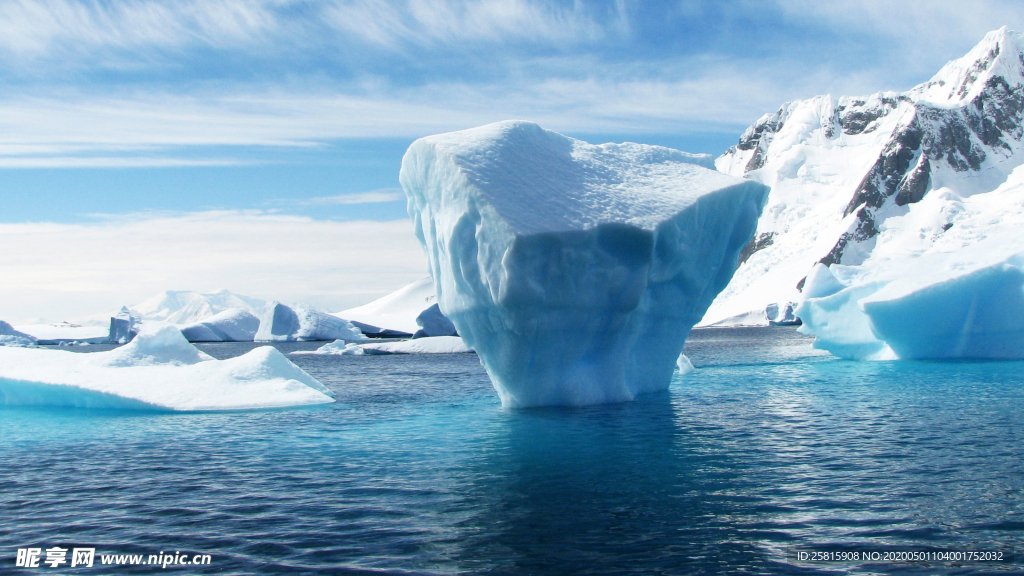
[
  {"left": 304, "top": 188, "right": 405, "bottom": 205},
  {"left": 0, "top": 156, "right": 247, "bottom": 168},
  {"left": 0, "top": 211, "right": 427, "bottom": 324},
  {"left": 0, "top": 0, "right": 278, "bottom": 58}
]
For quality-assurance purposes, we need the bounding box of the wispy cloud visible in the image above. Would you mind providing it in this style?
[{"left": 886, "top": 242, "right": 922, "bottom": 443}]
[
  {"left": 303, "top": 188, "right": 405, "bottom": 205},
  {"left": 0, "top": 156, "right": 248, "bottom": 168},
  {"left": 0, "top": 210, "right": 426, "bottom": 324}
]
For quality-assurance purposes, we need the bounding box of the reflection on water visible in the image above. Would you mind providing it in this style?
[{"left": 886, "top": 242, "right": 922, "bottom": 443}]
[{"left": 1, "top": 328, "right": 1022, "bottom": 574}]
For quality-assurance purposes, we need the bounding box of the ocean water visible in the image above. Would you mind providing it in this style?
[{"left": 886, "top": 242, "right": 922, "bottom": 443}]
[{"left": 2, "top": 327, "right": 1023, "bottom": 575}]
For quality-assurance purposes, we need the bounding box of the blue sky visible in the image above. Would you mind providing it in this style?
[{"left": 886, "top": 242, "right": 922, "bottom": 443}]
[{"left": 1, "top": 0, "right": 1023, "bottom": 321}]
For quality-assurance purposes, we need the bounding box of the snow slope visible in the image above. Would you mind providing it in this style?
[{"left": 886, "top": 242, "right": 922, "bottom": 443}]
[
  {"left": 132, "top": 289, "right": 266, "bottom": 325},
  {"left": 0, "top": 326, "right": 333, "bottom": 410},
  {"left": 402, "top": 120, "right": 766, "bottom": 407},
  {"left": 334, "top": 277, "right": 436, "bottom": 336},
  {"left": 705, "top": 27, "right": 1024, "bottom": 325}
]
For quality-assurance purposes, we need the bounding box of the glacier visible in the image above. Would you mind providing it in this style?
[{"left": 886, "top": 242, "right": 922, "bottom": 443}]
[
  {"left": 401, "top": 120, "right": 767, "bottom": 407},
  {"left": 180, "top": 308, "right": 261, "bottom": 342},
  {"left": 704, "top": 27, "right": 1024, "bottom": 327},
  {"left": 256, "top": 302, "right": 368, "bottom": 342},
  {"left": 0, "top": 326, "right": 333, "bottom": 410}
]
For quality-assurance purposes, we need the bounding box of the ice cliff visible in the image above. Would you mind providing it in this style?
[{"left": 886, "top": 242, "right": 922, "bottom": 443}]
[{"left": 401, "top": 120, "right": 767, "bottom": 407}]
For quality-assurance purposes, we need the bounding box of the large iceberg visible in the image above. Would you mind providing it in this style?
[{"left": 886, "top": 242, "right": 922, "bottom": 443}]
[
  {"left": 401, "top": 121, "right": 768, "bottom": 407},
  {"left": 0, "top": 326, "right": 333, "bottom": 410},
  {"left": 256, "top": 302, "right": 367, "bottom": 342},
  {"left": 180, "top": 308, "right": 261, "bottom": 342}
]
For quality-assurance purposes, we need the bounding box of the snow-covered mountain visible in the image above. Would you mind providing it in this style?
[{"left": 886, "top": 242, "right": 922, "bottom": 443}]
[
  {"left": 131, "top": 290, "right": 266, "bottom": 325},
  {"left": 702, "top": 27, "right": 1024, "bottom": 325}
]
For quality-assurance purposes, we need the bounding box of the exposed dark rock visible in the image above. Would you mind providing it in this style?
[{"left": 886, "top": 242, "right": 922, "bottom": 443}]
[{"left": 737, "top": 232, "right": 775, "bottom": 265}]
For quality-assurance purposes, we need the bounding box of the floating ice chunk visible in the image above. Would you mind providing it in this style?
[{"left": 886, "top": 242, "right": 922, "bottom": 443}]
[
  {"left": 796, "top": 280, "right": 891, "bottom": 360},
  {"left": 108, "top": 306, "right": 140, "bottom": 344},
  {"left": 676, "top": 353, "right": 694, "bottom": 374},
  {"left": 256, "top": 302, "right": 367, "bottom": 342},
  {"left": 0, "top": 326, "right": 332, "bottom": 410},
  {"left": 294, "top": 340, "right": 366, "bottom": 356},
  {"left": 180, "top": 308, "right": 260, "bottom": 342},
  {"left": 401, "top": 120, "right": 767, "bottom": 406},
  {"left": 0, "top": 321, "right": 36, "bottom": 348},
  {"left": 413, "top": 303, "right": 458, "bottom": 338},
  {"left": 765, "top": 302, "right": 801, "bottom": 325},
  {"left": 798, "top": 253, "right": 1024, "bottom": 360},
  {"left": 361, "top": 336, "right": 473, "bottom": 355}
]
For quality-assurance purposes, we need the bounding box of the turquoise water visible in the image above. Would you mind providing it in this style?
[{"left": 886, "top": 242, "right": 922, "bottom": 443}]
[{"left": 2, "top": 328, "right": 1023, "bottom": 574}]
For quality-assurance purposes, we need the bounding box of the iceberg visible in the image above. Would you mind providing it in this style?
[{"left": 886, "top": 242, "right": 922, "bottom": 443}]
[
  {"left": 413, "top": 303, "right": 458, "bottom": 338},
  {"left": 361, "top": 336, "right": 473, "bottom": 355},
  {"left": 180, "top": 308, "right": 261, "bottom": 342},
  {"left": 294, "top": 340, "right": 366, "bottom": 356},
  {"left": 0, "top": 321, "right": 36, "bottom": 348},
  {"left": 401, "top": 120, "right": 768, "bottom": 407},
  {"left": 108, "top": 306, "right": 140, "bottom": 344},
  {"left": 798, "top": 256, "right": 1024, "bottom": 360},
  {"left": 0, "top": 326, "right": 333, "bottom": 410},
  {"left": 256, "top": 302, "right": 367, "bottom": 342},
  {"left": 335, "top": 277, "right": 442, "bottom": 337}
]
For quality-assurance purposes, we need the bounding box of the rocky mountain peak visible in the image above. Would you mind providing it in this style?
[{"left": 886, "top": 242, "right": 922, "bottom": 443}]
[
  {"left": 703, "top": 28, "right": 1024, "bottom": 326},
  {"left": 912, "top": 27, "right": 1024, "bottom": 105}
]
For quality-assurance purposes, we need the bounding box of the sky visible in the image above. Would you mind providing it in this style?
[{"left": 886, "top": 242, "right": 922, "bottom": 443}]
[{"left": 2, "top": 0, "right": 1023, "bottom": 323}]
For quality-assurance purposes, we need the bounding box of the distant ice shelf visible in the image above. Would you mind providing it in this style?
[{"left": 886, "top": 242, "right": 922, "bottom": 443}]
[
  {"left": 0, "top": 326, "right": 333, "bottom": 410},
  {"left": 402, "top": 120, "right": 767, "bottom": 407}
]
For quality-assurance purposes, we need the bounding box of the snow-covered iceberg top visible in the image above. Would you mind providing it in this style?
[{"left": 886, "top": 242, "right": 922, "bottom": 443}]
[
  {"left": 401, "top": 120, "right": 767, "bottom": 407},
  {"left": 180, "top": 308, "right": 260, "bottom": 342},
  {"left": 256, "top": 302, "right": 367, "bottom": 342},
  {"left": 0, "top": 326, "right": 333, "bottom": 410}
]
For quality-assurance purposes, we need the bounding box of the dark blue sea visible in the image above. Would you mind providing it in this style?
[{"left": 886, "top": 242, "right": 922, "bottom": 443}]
[{"left": 2, "top": 327, "right": 1023, "bottom": 574}]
